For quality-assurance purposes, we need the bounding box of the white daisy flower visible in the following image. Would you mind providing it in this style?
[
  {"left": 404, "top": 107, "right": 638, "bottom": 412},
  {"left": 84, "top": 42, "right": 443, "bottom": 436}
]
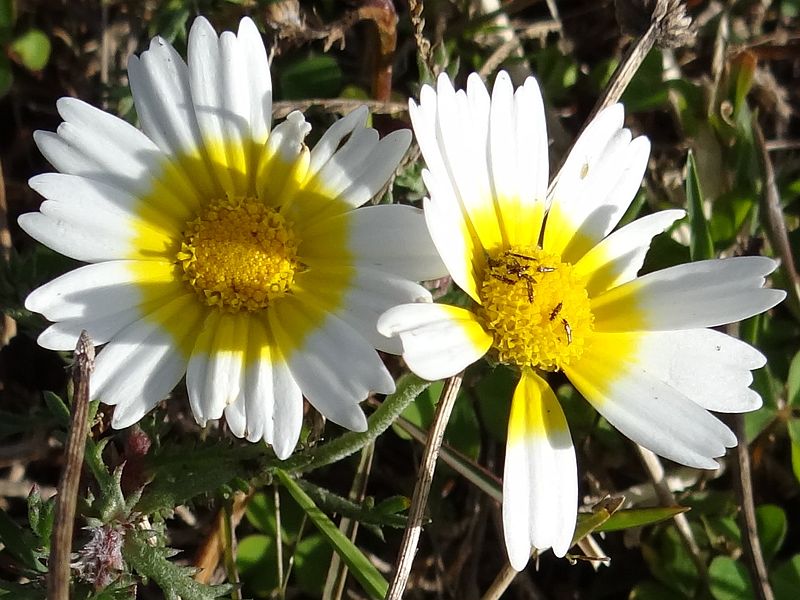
[
  {"left": 21, "top": 16, "right": 446, "bottom": 459},
  {"left": 378, "top": 72, "right": 785, "bottom": 570}
]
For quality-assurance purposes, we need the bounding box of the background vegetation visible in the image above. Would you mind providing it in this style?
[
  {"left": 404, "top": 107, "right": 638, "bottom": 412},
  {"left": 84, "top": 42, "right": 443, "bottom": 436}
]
[{"left": 0, "top": 0, "right": 798, "bottom": 598}]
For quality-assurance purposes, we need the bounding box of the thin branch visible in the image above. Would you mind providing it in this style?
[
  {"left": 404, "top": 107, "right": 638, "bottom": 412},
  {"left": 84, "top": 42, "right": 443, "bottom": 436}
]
[
  {"left": 551, "top": 0, "right": 693, "bottom": 189},
  {"left": 635, "top": 445, "right": 709, "bottom": 586},
  {"left": 385, "top": 373, "right": 464, "bottom": 600},
  {"left": 481, "top": 562, "right": 524, "bottom": 600},
  {"left": 322, "top": 443, "right": 375, "bottom": 600},
  {"left": 730, "top": 415, "right": 775, "bottom": 600},
  {"left": 753, "top": 117, "right": 800, "bottom": 309},
  {"left": 271, "top": 98, "right": 408, "bottom": 120},
  {"left": 48, "top": 331, "right": 95, "bottom": 600}
]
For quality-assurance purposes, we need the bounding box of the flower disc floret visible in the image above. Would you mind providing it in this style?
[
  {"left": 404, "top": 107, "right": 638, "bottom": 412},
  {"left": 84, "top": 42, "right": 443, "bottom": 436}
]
[
  {"left": 477, "top": 246, "right": 593, "bottom": 371},
  {"left": 177, "top": 197, "right": 300, "bottom": 312}
]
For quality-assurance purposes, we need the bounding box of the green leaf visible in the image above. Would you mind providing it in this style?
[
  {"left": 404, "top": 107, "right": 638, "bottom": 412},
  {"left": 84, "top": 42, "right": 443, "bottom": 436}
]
[
  {"left": 685, "top": 150, "right": 715, "bottom": 261},
  {"left": 790, "top": 424, "right": 800, "bottom": 485},
  {"left": 279, "top": 55, "right": 342, "bottom": 100},
  {"left": 597, "top": 506, "right": 689, "bottom": 533},
  {"left": 237, "top": 534, "right": 279, "bottom": 595},
  {"left": 276, "top": 470, "right": 389, "bottom": 599},
  {"left": 756, "top": 504, "right": 787, "bottom": 564},
  {"left": 123, "top": 530, "right": 232, "bottom": 600},
  {"left": 10, "top": 29, "right": 51, "bottom": 71},
  {"left": 298, "top": 480, "right": 407, "bottom": 530},
  {"left": 42, "top": 391, "right": 70, "bottom": 427},
  {"left": 709, "top": 556, "right": 753, "bottom": 600},
  {"left": 772, "top": 554, "right": 800, "bottom": 600},
  {"left": 787, "top": 350, "right": 800, "bottom": 406},
  {"left": 0, "top": 0, "right": 14, "bottom": 34},
  {"left": 0, "top": 509, "right": 46, "bottom": 573},
  {"left": 27, "top": 486, "right": 54, "bottom": 548}
]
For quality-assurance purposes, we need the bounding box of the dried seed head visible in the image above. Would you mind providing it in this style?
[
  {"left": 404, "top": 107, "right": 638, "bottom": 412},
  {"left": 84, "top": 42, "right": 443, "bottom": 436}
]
[{"left": 615, "top": 0, "right": 695, "bottom": 48}]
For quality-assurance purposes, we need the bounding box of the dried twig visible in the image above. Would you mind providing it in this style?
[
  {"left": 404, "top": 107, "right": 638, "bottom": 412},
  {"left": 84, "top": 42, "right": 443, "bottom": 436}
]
[
  {"left": 48, "top": 331, "right": 95, "bottom": 600},
  {"left": 408, "top": 0, "right": 434, "bottom": 78},
  {"left": 385, "top": 373, "right": 464, "bottom": 600},
  {"left": 272, "top": 98, "right": 408, "bottom": 119},
  {"left": 551, "top": 0, "right": 694, "bottom": 190},
  {"left": 635, "top": 446, "right": 708, "bottom": 585},
  {"left": 730, "top": 415, "right": 775, "bottom": 600},
  {"left": 753, "top": 117, "right": 800, "bottom": 310},
  {"left": 322, "top": 443, "right": 375, "bottom": 599}
]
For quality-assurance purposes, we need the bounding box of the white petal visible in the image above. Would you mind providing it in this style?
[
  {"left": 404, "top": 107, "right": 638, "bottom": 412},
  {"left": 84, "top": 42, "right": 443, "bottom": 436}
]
[
  {"left": 128, "top": 35, "right": 218, "bottom": 197},
  {"left": 299, "top": 204, "right": 448, "bottom": 281},
  {"left": 573, "top": 210, "right": 685, "bottom": 297},
  {"left": 307, "top": 106, "right": 368, "bottom": 177},
  {"left": 503, "top": 370, "right": 577, "bottom": 569},
  {"left": 33, "top": 126, "right": 199, "bottom": 220},
  {"left": 224, "top": 394, "right": 247, "bottom": 438},
  {"left": 91, "top": 293, "right": 202, "bottom": 428},
  {"left": 25, "top": 260, "right": 174, "bottom": 321},
  {"left": 264, "top": 347, "right": 303, "bottom": 459},
  {"left": 242, "top": 317, "right": 303, "bottom": 458},
  {"left": 338, "top": 267, "right": 433, "bottom": 354},
  {"left": 38, "top": 308, "right": 141, "bottom": 350},
  {"left": 270, "top": 297, "right": 394, "bottom": 431},
  {"left": 513, "top": 76, "right": 549, "bottom": 217},
  {"left": 546, "top": 105, "right": 651, "bottom": 262},
  {"left": 18, "top": 211, "right": 134, "bottom": 262},
  {"left": 410, "top": 74, "right": 504, "bottom": 253},
  {"left": 565, "top": 338, "right": 737, "bottom": 469},
  {"left": 593, "top": 256, "right": 786, "bottom": 331},
  {"left": 377, "top": 303, "right": 492, "bottom": 380},
  {"left": 423, "top": 183, "right": 481, "bottom": 301},
  {"left": 338, "top": 129, "right": 411, "bottom": 208},
  {"left": 48, "top": 98, "right": 199, "bottom": 209},
  {"left": 187, "top": 312, "right": 248, "bottom": 426},
  {"left": 188, "top": 17, "right": 250, "bottom": 195},
  {"left": 307, "top": 127, "right": 379, "bottom": 199},
  {"left": 238, "top": 17, "right": 272, "bottom": 144},
  {"left": 256, "top": 110, "right": 310, "bottom": 204},
  {"left": 488, "top": 73, "right": 548, "bottom": 248},
  {"left": 634, "top": 329, "right": 766, "bottom": 413}
]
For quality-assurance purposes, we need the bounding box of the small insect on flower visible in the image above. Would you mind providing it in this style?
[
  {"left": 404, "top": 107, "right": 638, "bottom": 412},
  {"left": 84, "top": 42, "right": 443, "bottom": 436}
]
[{"left": 378, "top": 70, "right": 785, "bottom": 570}]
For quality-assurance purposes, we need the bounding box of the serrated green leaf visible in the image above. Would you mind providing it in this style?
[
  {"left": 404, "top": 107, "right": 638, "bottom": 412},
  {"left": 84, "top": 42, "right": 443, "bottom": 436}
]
[
  {"left": 123, "top": 530, "right": 231, "bottom": 600},
  {"left": 298, "top": 480, "right": 406, "bottom": 530},
  {"left": 597, "top": 506, "right": 689, "bottom": 533},
  {"left": 10, "top": 29, "right": 51, "bottom": 71},
  {"left": 685, "top": 150, "right": 715, "bottom": 261},
  {"left": 709, "top": 556, "right": 752, "bottom": 600},
  {"left": 27, "top": 487, "right": 54, "bottom": 548},
  {"left": 276, "top": 470, "right": 388, "bottom": 599}
]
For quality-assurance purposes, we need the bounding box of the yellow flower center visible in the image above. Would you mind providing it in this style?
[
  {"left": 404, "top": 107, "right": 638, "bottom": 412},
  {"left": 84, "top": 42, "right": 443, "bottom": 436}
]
[
  {"left": 477, "top": 246, "right": 593, "bottom": 372},
  {"left": 177, "top": 197, "right": 300, "bottom": 312}
]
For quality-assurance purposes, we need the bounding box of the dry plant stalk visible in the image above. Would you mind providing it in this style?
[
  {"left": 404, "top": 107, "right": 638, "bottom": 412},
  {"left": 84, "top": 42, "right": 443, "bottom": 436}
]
[
  {"left": 385, "top": 373, "right": 464, "bottom": 600},
  {"left": 48, "top": 331, "right": 95, "bottom": 600}
]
